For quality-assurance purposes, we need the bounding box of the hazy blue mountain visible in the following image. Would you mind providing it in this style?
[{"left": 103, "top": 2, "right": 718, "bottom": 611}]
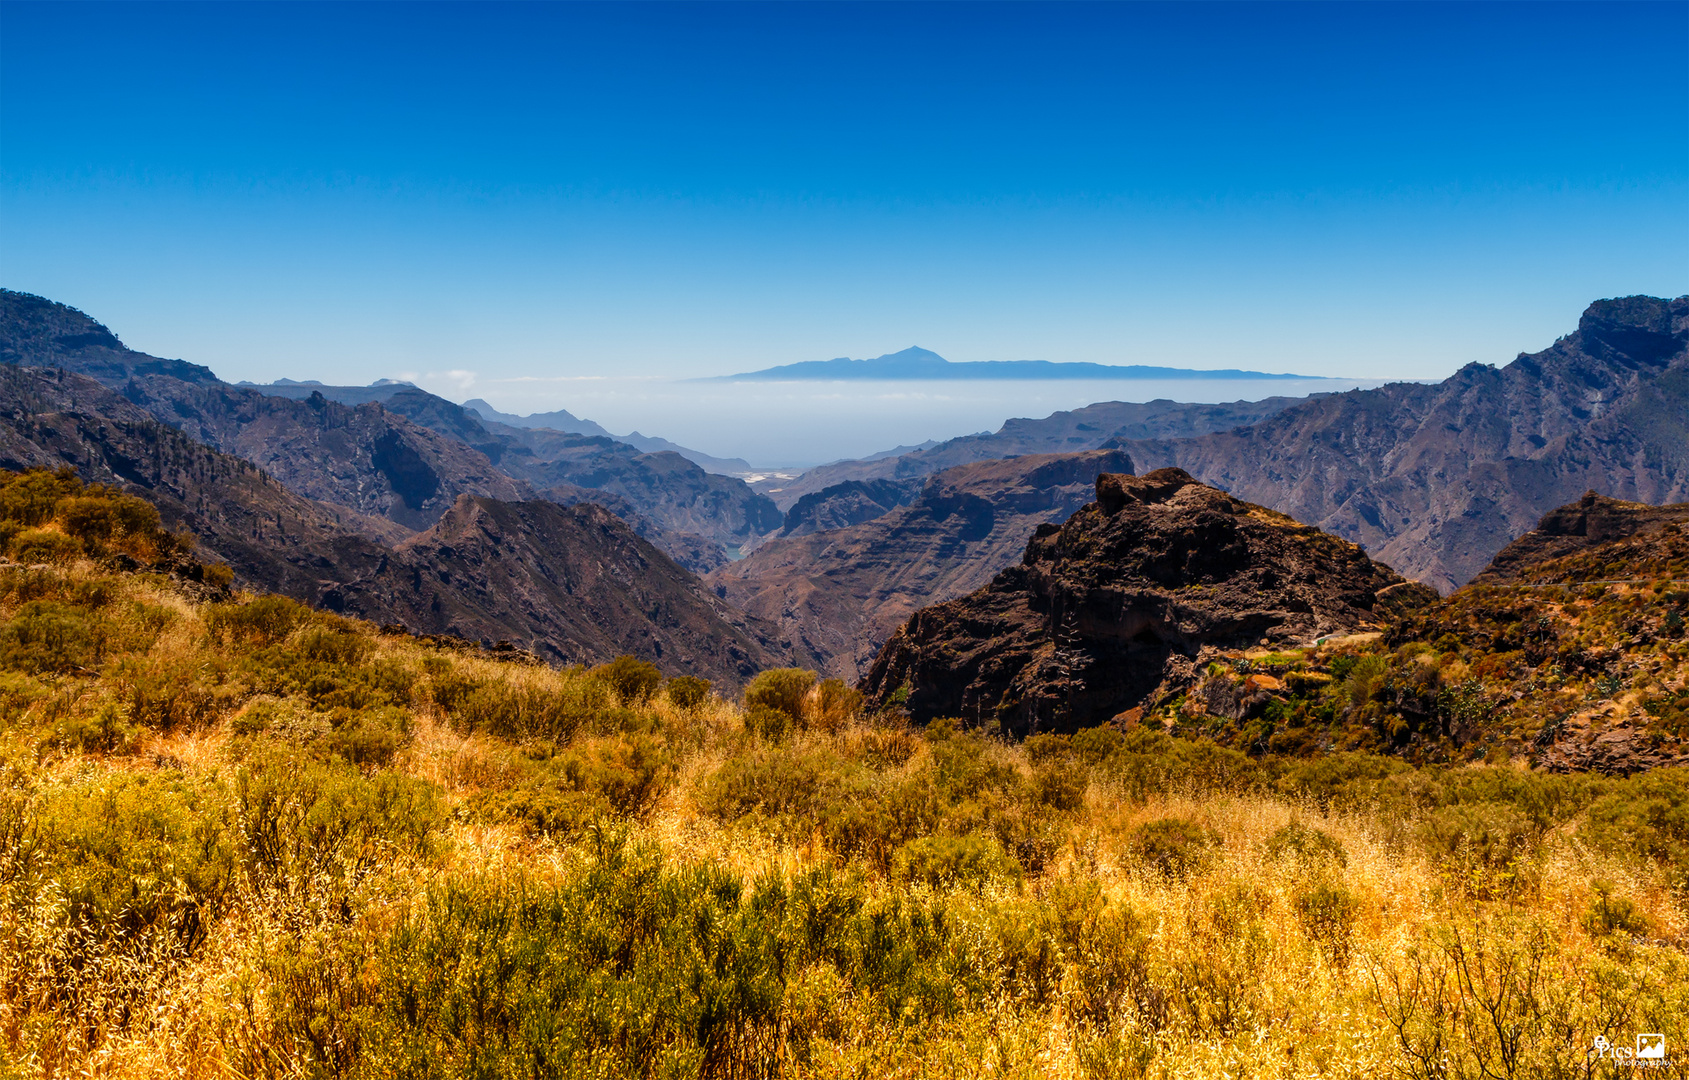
[
  {"left": 709, "top": 345, "right": 1317, "bottom": 382},
  {"left": 464, "top": 398, "right": 753, "bottom": 474}
]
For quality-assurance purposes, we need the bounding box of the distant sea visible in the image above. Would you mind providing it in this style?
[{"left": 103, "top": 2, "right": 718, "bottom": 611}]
[{"left": 463, "top": 376, "right": 1387, "bottom": 468}]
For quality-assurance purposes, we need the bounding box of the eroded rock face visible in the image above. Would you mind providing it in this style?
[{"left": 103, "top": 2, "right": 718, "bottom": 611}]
[{"left": 862, "top": 469, "right": 1432, "bottom": 736}]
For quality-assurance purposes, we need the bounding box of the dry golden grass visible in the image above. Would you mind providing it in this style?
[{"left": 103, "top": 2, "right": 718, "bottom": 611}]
[{"left": 1, "top": 563, "right": 1685, "bottom": 1078}]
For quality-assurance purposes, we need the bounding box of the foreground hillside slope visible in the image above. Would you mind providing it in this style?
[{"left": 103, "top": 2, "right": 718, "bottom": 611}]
[
  {"left": 2, "top": 483, "right": 1683, "bottom": 1077},
  {"left": 712, "top": 450, "right": 1137, "bottom": 680},
  {"left": 1121, "top": 296, "right": 1689, "bottom": 591},
  {"left": 863, "top": 468, "right": 1431, "bottom": 734}
]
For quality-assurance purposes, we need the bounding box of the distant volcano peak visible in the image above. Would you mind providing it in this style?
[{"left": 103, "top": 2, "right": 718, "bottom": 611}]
[{"left": 705, "top": 348, "right": 1313, "bottom": 382}]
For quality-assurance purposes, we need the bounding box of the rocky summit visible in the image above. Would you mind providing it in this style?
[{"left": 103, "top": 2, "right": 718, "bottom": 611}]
[{"left": 862, "top": 468, "right": 1434, "bottom": 735}]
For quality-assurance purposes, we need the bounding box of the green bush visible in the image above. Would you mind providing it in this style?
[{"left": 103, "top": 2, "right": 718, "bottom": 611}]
[
  {"left": 594, "top": 655, "right": 662, "bottom": 705},
  {"left": 0, "top": 600, "right": 104, "bottom": 673},
  {"left": 811, "top": 678, "right": 863, "bottom": 733},
  {"left": 1125, "top": 817, "right": 1220, "bottom": 881},
  {"left": 665, "top": 675, "right": 712, "bottom": 711},
  {"left": 1582, "top": 767, "right": 1689, "bottom": 883},
  {"left": 744, "top": 667, "right": 817, "bottom": 725},
  {"left": 324, "top": 705, "right": 413, "bottom": 768},
  {"left": 29, "top": 770, "right": 235, "bottom": 951},
  {"left": 1580, "top": 881, "right": 1652, "bottom": 941},
  {"left": 235, "top": 751, "right": 446, "bottom": 891},
  {"left": 268, "top": 849, "right": 900, "bottom": 1078},
  {"left": 8, "top": 527, "right": 80, "bottom": 565},
  {"left": 0, "top": 467, "right": 82, "bottom": 527},
  {"left": 1264, "top": 820, "right": 1348, "bottom": 866},
  {"left": 893, "top": 833, "right": 1021, "bottom": 890},
  {"left": 433, "top": 672, "right": 602, "bottom": 744},
  {"left": 745, "top": 703, "right": 793, "bottom": 742},
  {"left": 1418, "top": 802, "right": 1536, "bottom": 894},
  {"left": 296, "top": 626, "right": 375, "bottom": 667},
  {"left": 46, "top": 698, "right": 140, "bottom": 754},
  {"left": 206, "top": 594, "right": 309, "bottom": 646}
]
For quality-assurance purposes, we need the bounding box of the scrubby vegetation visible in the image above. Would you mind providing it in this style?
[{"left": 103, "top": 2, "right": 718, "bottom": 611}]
[
  {"left": 1159, "top": 528, "right": 1689, "bottom": 769},
  {"left": 2, "top": 468, "right": 1687, "bottom": 1077}
]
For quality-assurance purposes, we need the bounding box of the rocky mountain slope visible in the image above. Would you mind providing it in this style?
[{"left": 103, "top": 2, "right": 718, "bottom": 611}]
[
  {"left": 1379, "top": 494, "right": 1689, "bottom": 772},
  {"left": 464, "top": 397, "right": 753, "bottom": 473},
  {"left": 757, "top": 396, "right": 1310, "bottom": 509},
  {"left": 862, "top": 468, "right": 1431, "bottom": 735},
  {"left": 1473, "top": 491, "right": 1689, "bottom": 585},
  {"left": 0, "top": 364, "right": 792, "bottom": 685},
  {"left": 0, "top": 290, "right": 780, "bottom": 567},
  {"left": 710, "top": 449, "right": 1137, "bottom": 681},
  {"left": 331, "top": 496, "right": 787, "bottom": 683},
  {"left": 1118, "top": 296, "right": 1689, "bottom": 592},
  {"left": 120, "top": 378, "right": 531, "bottom": 532}
]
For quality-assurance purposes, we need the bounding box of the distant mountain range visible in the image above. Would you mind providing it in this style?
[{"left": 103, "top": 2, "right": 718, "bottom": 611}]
[
  {"left": 239, "top": 382, "right": 754, "bottom": 475},
  {"left": 708, "top": 345, "right": 1320, "bottom": 382},
  {"left": 4, "top": 286, "right": 1684, "bottom": 689}
]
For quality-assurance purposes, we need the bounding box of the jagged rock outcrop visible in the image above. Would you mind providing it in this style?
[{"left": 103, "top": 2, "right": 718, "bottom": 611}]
[
  {"left": 1389, "top": 493, "right": 1689, "bottom": 774},
  {"left": 862, "top": 468, "right": 1433, "bottom": 735},
  {"left": 1119, "top": 296, "right": 1689, "bottom": 592},
  {"left": 712, "top": 450, "right": 1137, "bottom": 680}
]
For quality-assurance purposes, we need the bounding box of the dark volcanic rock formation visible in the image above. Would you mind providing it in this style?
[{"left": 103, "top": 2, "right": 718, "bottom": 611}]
[
  {"left": 862, "top": 468, "right": 1432, "bottom": 735},
  {"left": 712, "top": 450, "right": 1137, "bottom": 681},
  {"left": 1119, "top": 296, "right": 1689, "bottom": 592},
  {"left": 1473, "top": 491, "right": 1689, "bottom": 585}
]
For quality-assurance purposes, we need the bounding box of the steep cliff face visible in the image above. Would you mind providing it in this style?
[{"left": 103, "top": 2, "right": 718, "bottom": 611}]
[
  {"left": 1120, "top": 296, "right": 1689, "bottom": 592},
  {"left": 862, "top": 468, "right": 1432, "bottom": 736},
  {"left": 712, "top": 450, "right": 1138, "bottom": 680},
  {"left": 0, "top": 365, "right": 404, "bottom": 594},
  {"left": 0, "top": 290, "right": 783, "bottom": 562}
]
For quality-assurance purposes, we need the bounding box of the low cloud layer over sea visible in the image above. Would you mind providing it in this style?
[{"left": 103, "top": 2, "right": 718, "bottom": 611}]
[{"left": 453, "top": 376, "right": 1385, "bottom": 467}]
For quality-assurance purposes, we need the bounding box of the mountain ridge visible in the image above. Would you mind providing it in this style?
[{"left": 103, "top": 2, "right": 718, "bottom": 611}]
[{"left": 711, "top": 345, "right": 1320, "bottom": 382}]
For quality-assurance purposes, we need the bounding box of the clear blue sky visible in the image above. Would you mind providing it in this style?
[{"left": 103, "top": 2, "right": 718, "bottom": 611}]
[{"left": 2, "top": 1, "right": 1685, "bottom": 388}]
